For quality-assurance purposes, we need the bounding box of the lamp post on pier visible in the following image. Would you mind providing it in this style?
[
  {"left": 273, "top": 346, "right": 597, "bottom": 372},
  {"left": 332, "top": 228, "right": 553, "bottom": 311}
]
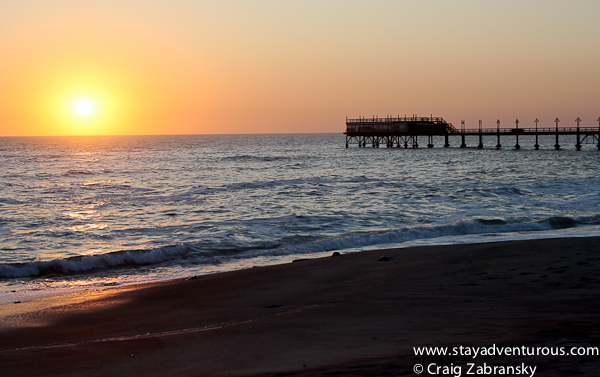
[
  {"left": 478, "top": 120, "right": 483, "bottom": 149},
  {"left": 554, "top": 118, "right": 560, "bottom": 150},
  {"left": 597, "top": 117, "right": 600, "bottom": 150},
  {"left": 575, "top": 117, "right": 581, "bottom": 151},
  {"left": 534, "top": 118, "right": 539, "bottom": 149},
  {"left": 496, "top": 120, "right": 501, "bottom": 149},
  {"left": 514, "top": 119, "right": 520, "bottom": 149}
]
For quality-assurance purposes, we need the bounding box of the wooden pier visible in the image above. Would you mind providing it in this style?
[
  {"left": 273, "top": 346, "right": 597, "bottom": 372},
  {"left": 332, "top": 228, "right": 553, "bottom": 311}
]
[{"left": 345, "top": 116, "right": 600, "bottom": 150}]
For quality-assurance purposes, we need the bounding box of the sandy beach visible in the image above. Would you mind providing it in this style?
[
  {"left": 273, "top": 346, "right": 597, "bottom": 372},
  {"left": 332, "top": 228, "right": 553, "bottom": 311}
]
[{"left": 1, "top": 237, "right": 599, "bottom": 376}]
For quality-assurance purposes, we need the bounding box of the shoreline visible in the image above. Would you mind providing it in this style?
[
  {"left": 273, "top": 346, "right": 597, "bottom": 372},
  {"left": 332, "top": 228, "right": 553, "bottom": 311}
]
[
  {"left": 3, "top": 226, "right": 598, "bottom": 306},
  {"left": 1, "top": 237, "right": 599, "bottom": 376}
]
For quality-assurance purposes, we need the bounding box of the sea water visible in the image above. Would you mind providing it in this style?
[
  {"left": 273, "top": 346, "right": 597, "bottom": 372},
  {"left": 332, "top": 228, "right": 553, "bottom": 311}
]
[{"left": 1, "top": 133, "right": 599, "bottom": 304}]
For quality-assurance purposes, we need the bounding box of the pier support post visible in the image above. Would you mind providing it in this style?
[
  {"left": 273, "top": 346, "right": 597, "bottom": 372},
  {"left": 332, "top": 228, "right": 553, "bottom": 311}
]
[
  {"left": 496, "top": 120, "right": 502, "bottom": 149},
  {"left": 514, "top": 119, "right": 520, "bottom": 150},
  {"left": 478, "top": 120, "right": 483, "bottom": 149},
  {"left": 460, "top": 120, "right": 466, "bottom": 148},
  {"left": 597, "top": 117, "right": 600, "bottom": 150},
  {"left": 554, "top": 118, "right": 560, "bottom": 150},
  {"left": 444, "top": 134, "right": 449, "bottom": 148},
  {"left": 534, "top": 118, "right": 539, "bottom": 149},
  {"left": 575, "top": 117, "right": 581, "bottom": 151},
  {"left": 427, "top": 135, "right": 434, "bottom": 148}
]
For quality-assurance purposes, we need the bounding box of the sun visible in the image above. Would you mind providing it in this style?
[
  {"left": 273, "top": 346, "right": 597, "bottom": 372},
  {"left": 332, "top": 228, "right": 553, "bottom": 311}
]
[{"left": 74, "top": 100, "right": 95, "bottom": 116}]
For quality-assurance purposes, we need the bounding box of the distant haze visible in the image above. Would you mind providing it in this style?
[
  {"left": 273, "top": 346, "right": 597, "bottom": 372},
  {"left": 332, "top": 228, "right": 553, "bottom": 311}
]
[{"left": 1, "top": 0, "right": 599, "bottom": 136}]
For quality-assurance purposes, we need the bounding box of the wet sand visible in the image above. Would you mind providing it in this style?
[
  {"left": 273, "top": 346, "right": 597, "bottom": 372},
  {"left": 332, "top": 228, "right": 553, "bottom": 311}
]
[{"left": 1, "top": 237, "right": 599, "bottom": 376}]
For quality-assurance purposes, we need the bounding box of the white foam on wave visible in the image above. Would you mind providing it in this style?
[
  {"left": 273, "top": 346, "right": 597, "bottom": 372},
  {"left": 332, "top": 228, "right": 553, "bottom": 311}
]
[
  {"left": 248, "top": 217, "right": 553, "bottom": 258},
  {"left": 2, "top": 216, "right": 596, "bottom": 280},
  {"left": 0, "top": 244, "right": 192, "bottom": 278},
  {"left": 2, "top": 221, "right": 599, "bottom": 305}
]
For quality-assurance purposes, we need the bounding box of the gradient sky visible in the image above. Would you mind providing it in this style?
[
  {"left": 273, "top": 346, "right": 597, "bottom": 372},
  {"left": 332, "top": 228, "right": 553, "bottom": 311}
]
[{"left": 1, "top": 0, "right": 599, "bottom": 136}]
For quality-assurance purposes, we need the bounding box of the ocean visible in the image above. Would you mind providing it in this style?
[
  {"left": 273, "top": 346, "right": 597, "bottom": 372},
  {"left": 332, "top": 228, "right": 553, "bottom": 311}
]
[{"left": 1, "top": 133, "right": 599, "bottom": 304}]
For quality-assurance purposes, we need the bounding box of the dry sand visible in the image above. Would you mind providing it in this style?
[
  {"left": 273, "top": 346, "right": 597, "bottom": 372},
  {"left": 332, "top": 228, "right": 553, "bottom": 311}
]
[{"left": 1, "top": 237, "right": 599, "bottom": 376}]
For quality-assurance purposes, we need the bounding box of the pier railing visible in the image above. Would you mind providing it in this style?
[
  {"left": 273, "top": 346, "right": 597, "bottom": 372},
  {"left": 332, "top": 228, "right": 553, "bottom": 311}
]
[
  {"left": 459, "top": 127, "right": 599, "bottom": 134},
  {"left": 346, "top": 116, "right": 446, "bottom": 124},
  {"left": 346, "top": 124, "right": 408, "bottom": 133}
]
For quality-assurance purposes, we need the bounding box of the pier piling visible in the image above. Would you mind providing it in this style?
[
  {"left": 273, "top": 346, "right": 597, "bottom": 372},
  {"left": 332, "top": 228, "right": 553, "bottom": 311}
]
[
  {"left": 534, "top": 118, "right": 540, "bottom": 150},
  {"left": 478, "top": 120, "right": 483, "bottom": 149},
  {"left": 514, "top": 119, "right": 520, "bottom": 150},
  {"left": 496, "top": 120, "right": 501, "bottom": 150},
  {"left": 576, "top": 117, "right": 582, "bottom": 151},
  {"left": 554, "top": 118, "right": 560, "bottom": 150}
]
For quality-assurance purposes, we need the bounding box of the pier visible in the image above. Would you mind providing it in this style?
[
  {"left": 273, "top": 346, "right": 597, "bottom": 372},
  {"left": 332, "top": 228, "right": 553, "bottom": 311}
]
[{"left": 344, "top": 116, "right": 600, "bottom": 150}]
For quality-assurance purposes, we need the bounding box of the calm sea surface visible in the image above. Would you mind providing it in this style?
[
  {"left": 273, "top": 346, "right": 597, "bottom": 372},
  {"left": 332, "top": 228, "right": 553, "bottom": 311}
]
[{"left": 1, "top": 133, "right": 599, "bottom": 303}]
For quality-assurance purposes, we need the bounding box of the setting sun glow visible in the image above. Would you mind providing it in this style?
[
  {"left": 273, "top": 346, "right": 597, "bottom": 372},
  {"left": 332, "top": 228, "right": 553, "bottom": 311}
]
[
  {"left": 74, "top": 100, "right": 94, "bottom": 117},
  {"left": 0, "top": 1, "right": 599, "bottom": 136}
]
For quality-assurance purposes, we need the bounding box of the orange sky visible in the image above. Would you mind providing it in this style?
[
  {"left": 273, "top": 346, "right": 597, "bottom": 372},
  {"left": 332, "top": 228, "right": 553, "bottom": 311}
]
[{"left": 1, "top": 0, "right": 599, "bottom": 136}]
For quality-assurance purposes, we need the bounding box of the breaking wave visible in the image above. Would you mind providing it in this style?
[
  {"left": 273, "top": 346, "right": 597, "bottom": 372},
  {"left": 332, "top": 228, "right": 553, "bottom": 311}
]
[{"left": 1, "top": 215, "right": 595, "bottom": 279}]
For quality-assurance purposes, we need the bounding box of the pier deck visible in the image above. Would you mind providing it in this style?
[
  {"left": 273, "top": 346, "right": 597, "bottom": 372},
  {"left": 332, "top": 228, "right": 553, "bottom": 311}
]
[{"left": 344, "top": 116, "right": 600, "bottom": 150}]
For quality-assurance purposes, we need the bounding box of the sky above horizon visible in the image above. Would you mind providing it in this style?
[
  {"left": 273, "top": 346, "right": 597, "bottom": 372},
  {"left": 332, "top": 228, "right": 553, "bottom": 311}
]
[{"left": 1, "top": 0, "right": 599, "bottom": 136}]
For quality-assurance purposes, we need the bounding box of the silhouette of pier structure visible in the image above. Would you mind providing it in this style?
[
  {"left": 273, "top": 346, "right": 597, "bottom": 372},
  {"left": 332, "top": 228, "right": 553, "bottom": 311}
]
[{"left": 344, "top": 115, "right": 600, "bottom": 150}]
